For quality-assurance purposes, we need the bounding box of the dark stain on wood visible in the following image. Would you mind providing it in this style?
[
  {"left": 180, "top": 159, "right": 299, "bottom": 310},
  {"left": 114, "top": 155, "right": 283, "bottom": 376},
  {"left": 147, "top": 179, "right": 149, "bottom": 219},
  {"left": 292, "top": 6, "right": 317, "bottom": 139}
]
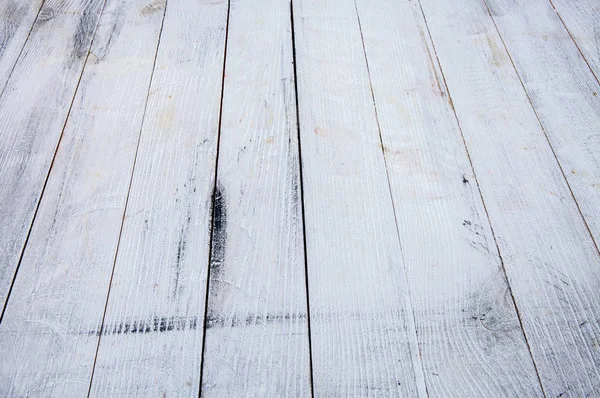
[
  {"left": 91, "top": 315, "right": 199, "bottom": 336},
  {"left": 210, "top": 181, "right": 227, "bottom": 282},
  {"left": 92, "top": 2, "right": 127, "bottom": 61},
  {"left": 72, "top": 4, "right": 98, "bottom": 60},
  {"left": 140, "top": 0, "right": 165, "bottom": 17},
  {"left": 205, "top": 312, "right": 307, "bottom": 329}
]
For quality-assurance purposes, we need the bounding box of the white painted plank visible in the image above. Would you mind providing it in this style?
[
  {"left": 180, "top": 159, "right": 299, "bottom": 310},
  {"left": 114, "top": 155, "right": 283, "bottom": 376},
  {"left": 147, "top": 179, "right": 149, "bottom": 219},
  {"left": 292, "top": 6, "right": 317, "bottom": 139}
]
[
  {"left": 418, "top": 0, "right": 600, "bottom": 395},
  {"left": 292, "top": 0, "right": 425, "bottom": 395},
  {"left": 548, "top": 0, "right": 600, "bottom": 81},
  {"left": 354, "top": 0, "right": 542, "bottom": 395},
  {"left": 200, "top": 0, "right": 311, "bottom": 395},
  {"left": 0, "top": 0, "right": 44, "bottom": 93},
  {"left": 0, "top": 0, "right": 166, "bottom": 396},
  {"left": 89, "top": 1, "right": 228, "bottom": 395},
  {"left": 486, "top": 0, "right": 600, "bottom": 297},
  {"left": 0, "top": 0, "right": 105, "bottom": 309}
]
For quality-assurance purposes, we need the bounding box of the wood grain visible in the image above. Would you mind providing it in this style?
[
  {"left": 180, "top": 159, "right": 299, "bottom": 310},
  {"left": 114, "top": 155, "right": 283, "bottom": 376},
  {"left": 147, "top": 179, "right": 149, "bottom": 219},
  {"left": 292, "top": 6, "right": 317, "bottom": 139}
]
[
  {"left": 292, "top": 0, "right": 425, "bottom": 394},
  {"left": 0, "top": 0, "right": 44, "bottom": 94},
  {"left": 548, "top": 0, "right": 600, "bottom": 81},
  {"left": 0, "top": 0, "right": 165, "bottom": 396},
  {"left": 200, "top": 0, "right": 311, "bottom": 395},
  {"left": 89, "top": 0, "right": 228, "bottom": 395},
  {"left": 485, "top": 0, "right": 600, "bottom": 288},
  {"left": 0, "top": 0, "right": 105, "bottom": 311},
  {"left": 418, "top": 0, "right": 600, "bottom": 394},
  {"left": 354, "top": 0, "right": 542, "bottom": 395}
]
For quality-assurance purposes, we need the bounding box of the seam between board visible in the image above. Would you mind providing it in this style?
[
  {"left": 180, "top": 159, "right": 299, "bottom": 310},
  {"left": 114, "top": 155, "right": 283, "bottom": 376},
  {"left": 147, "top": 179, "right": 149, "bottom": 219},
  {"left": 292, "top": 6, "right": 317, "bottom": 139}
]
[
  {"left": 352, "top": 1, "right": 429, "bottom": 396},
  {"left": 546, "top": 0, "right": 600, "bottom": 87},
  {"left": 85, "top": 1, "right": 170, "bottom": 395},
  {"left": 0, "top": 0, "right": 47, "bottom": 99},
  {"left": 0, "top": 0, "right": 110, "bottom": 325},
  {"left": 415, "top": 0, "right": 548, "bottom": 396},
  {"left": 482, "top": 0, "right": 600, "bottom": 387},
  {"left": 289, "top": 1, "right": 315, "bottom": 396},
  {"left": 198, "top": 1, "right": 231, "bottom": 395},
  {"left": 481, "top": 0, "right": 600, "bottom": 262}
]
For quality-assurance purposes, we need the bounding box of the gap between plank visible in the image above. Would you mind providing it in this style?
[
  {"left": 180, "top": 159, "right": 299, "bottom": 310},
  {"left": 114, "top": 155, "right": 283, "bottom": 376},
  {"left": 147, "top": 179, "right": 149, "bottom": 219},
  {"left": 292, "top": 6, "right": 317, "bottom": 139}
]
[
  {"left": 415, "top": 1, "right": 548, "bottom": 396},
  {"left": 352, "top": 2, "right": 429, "bottom": 396},
  {"left": 546, "top": 0, "right": 600, "bottom": 87},
  {"left": 85, "top": 2, "right": 170, "bottom": 395},
  {"left": 0, "top": 0, "right": 47, "bottom": 99},
  {"left": 289, "top": 1, "right": 315, "bottom": 395},
  {"left": 481, "top": 0, "right": 600, "bottom": 260},
  {"left": 198, "top": 0, "right": 231, "bottom": 395},
  {"left": 0, "top": 0, "right": 110, "bottom": 326}
]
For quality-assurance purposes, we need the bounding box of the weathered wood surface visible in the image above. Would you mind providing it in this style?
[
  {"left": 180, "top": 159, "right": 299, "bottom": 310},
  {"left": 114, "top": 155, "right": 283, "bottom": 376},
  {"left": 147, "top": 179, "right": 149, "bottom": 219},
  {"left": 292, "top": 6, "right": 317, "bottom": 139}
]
[
  {"left": 292, "top": 0, "right": 426, "bottom": 394},
  {"left": 200, "top": 0, "right": 311, "bottom": 395},
  {"left": 354, "top": 0, "right": 542, "bottom": 395},
  {"left": 0, "top": 0, "right": 166, "bottom": 396},
  {"left": 0, "top": 0, "right": 105, "bottom": 311},
  {"left": 89, "top": 0, "right": 228, "bottom": 396},
  {"left": 418, "top": 0, "right": 600, "bottom": 394},
  {"left": 0, "top": 0, "right": 599, "bottom": 395},
  {"left": 549, "top": 0, "right": 600, "bottom": 81},
  {"left": 486, "top": 0, "right": 600, "bottom": 287},
  {"left": 0, "top": 0, "right": 44, "bottom": 94}
]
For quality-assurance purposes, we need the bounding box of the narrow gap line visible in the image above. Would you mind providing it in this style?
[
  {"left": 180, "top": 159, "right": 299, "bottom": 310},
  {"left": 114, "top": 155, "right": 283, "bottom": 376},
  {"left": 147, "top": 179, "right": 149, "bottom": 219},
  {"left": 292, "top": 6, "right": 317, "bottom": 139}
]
[
  {"left": 415, "top": 1, "right": 547, "bottom": 396},
  {"left": 483, "top": 0, "right": 600, "bottom": 259},
  {"left": 547, "top": 0, "right": 600, "bottom": 87},
  {"left": 289, "top": 1, "right": 315, "bottom": 396},
  {"left": 352, "top": 1, "right": 429, "bottom": 396},
  {"left": 198, "top": 1, "right": 231, "bottom": 395},
  {"left": 0, "top": 0, "right": 47, "bottom": 100},
  {"left": 0, "top": 0, "right": 109, "bottom": 325},
  {"left": 85, "top": 2, "right": 169, "bottom": 395}
]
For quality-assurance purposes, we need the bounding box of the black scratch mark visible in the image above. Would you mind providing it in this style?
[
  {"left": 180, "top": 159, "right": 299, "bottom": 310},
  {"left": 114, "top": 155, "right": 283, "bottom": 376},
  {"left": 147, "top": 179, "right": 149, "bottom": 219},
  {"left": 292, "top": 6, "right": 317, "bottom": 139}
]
[
  {"left": 210, "top": 182, "right": 227, "bottom": 282},
  {"left": 90, "top": 315, "right": 199, "bottom": 336},
  {"left": 174, "top": 225, "right": 186, "bottom": 296},
  {"left": 205, "top": 313, "right": 307, "bottom": 329}
]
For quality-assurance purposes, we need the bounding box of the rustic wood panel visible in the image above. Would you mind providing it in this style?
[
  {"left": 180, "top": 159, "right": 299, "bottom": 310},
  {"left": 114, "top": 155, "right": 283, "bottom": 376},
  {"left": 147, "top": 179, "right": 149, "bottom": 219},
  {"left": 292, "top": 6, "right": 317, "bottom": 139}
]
[
  {"left": 0, "top": 0, "right": 165, "bottom": 396},
  {"left": 0, "top": 0, "right": 106, "bottom": 311},
  {"left": 0, "top": 0, "right": 44, "bottom": 94},
  {"left": 292, "top": 0, "right": 426, "bottom": 394},
  {"left": 548, "top": 0, "right": 600, "bottom": 81},
  {"left": 200, "top": 0, "right": 311, "bottom": 395},
  {"left": 354, "top": 0, "right": 543, "bottom": 394},
  {"left": 418, "top": 0, "right": 600, "bottom": 394},
  {"left": 89, "top": 0, "right": 228, "bottom": 395}
]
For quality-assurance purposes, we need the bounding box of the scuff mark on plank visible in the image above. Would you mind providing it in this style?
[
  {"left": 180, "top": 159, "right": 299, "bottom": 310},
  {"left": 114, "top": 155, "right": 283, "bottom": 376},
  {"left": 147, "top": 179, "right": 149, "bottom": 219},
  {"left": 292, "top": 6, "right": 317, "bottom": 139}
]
[
  {"left": 205, "top": 313, "right": 308, "bottom": 329},
  {"left": 90, "top": 315, "right": 200, "bottom": 336},
  {"left": 210, "top": 181, "right": 227, "bottom": 282}
]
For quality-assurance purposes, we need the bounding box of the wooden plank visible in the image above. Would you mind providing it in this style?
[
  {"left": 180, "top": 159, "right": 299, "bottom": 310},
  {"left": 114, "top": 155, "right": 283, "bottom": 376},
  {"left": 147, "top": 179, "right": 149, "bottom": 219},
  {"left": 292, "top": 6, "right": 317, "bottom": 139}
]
[
  {"left": 88, "top": 1, "right": 228, "bottom": 395},
  {"left": 0, "top": 0, "right": 105, "bottom": 310},
  {"left": 418, "top": 0, "right": 600, "bottom": 395},
  {"left": 548, "top": 0, "right": 600, "bottom": 81},
  {"left": 200, "top": 0, "right": 311, "bottom": 395},
  {"left": 486, "top": 0, "right": 600, "bottom": 288},
  {"left": 292, "top": 0, "right": 425, "bottom": 395},
  {"left": 0, "top": 0, "right": 166, "bottom": 396},
  {"left": 354, "top": 0, "right": 542, "bottom": 395},
  {"left": 0, "top": 0, "right": 44, "bottom": 94}
]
